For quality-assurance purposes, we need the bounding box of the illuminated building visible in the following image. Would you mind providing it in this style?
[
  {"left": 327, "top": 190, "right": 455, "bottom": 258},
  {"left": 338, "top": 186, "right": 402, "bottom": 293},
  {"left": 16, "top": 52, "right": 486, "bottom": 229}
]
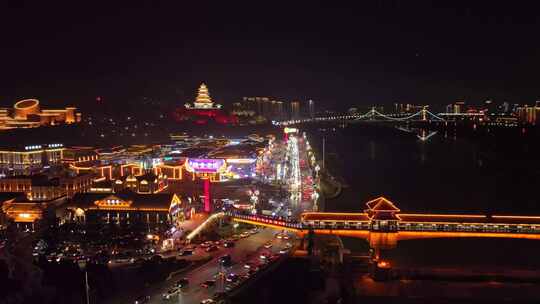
[
  {"left": 95, "top": 146, "right": 126, "bottom": 162},
  {"left": 207, "top": 144, "right": 259, "bottom": 180},
  {"left": 62, "top": 146, "right": 99, "bottom": 165},
  {"left": 67, "top": 190, "right": 190, "bottom": 227},
  {"left": 156, "top": 163, "right": 184, "bottom": 180},
  {"left": 174, "top": 83, "right": 237, "bottom": 124},
  {"left": 116, "top": 172, "right": 168, "bottom": 194},
  {"left": 0, "top": 173, "right": 94, "bottom": 199},
  {"left": 290, "top": 101, "right": 300, "bottom": 119},
  {"left": 516, "top": 104, "right": 539, "bottom": 125},
  {"left": 308, "top": 99, "right": 315, "bottom": 118},
  {"left": 453, "top": 100, "right": 465, "bottom": 114},
  {"left": 0, "top": 99, "right": 81, "bottom": 130},
  {"left": 0, "top": 143, "right": 65, "bottom": 174},
  {"left": 185, "top": 83, "right": 221, "bottom": 110},
  {"left": 233, "top": 97, "right": 286, "bottom": 123},
  {"left": 1, "top": 194, "right": 66, "bottom": 230}
]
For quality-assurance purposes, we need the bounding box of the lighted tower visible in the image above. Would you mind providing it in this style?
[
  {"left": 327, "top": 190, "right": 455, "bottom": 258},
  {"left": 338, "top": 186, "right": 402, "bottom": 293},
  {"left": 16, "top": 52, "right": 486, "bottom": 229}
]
[{"left": 186, "top": 83, "right": 222, "bottom": 109}]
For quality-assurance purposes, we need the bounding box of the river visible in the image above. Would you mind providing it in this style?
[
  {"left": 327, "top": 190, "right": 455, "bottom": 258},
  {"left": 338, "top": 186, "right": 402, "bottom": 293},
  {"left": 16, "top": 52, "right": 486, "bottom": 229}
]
[{"left": 309, "top": 123, "right": 540, "bottom": 274}]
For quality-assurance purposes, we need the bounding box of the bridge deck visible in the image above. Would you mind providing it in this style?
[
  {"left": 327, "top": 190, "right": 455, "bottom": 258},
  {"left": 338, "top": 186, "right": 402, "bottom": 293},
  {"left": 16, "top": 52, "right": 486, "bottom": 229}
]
[{"left": 230, "top": 213, "right": 540, "bottom": 236}]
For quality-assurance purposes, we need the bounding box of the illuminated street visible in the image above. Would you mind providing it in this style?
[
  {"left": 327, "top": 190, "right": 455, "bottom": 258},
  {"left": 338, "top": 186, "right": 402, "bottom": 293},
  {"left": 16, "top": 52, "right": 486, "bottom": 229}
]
[{"left": 106, "top": 228, "right": 294, "bottom": 304}]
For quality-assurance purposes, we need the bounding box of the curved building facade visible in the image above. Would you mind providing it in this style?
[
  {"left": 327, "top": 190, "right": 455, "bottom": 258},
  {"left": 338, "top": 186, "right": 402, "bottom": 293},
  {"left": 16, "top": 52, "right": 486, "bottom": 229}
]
[{"left": 0, "top": 99, "right": 81, "bottom": 130}]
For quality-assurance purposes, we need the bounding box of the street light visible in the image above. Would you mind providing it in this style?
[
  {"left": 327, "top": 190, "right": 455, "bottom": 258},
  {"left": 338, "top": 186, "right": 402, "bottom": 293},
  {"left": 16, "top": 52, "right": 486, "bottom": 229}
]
[{"left": 77, "top": 259, "right": 90, "bottom": 304}]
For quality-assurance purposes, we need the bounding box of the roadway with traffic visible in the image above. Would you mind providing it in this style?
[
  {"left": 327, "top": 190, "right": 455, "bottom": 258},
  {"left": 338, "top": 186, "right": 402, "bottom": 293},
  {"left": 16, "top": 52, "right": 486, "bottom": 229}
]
[{"left": 118, "top": 228, "right": 295, "bottom": 304}]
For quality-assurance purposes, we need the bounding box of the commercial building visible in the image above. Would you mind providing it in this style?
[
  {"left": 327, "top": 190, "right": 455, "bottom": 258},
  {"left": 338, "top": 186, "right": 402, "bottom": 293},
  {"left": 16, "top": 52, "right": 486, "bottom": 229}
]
[
  {"left": 233, "top": 97, "right": 286, "bottom": 122},
  {"left": 1, "top": 193, "right": 66, "bottom": 231},
  {"left": 453, "top": 101, "right": 466, "bottom": 114},
  {"left": 515, "top": 104, "right": 539, "bottom": 125},
  {"left": 308, "top": 99, "right": 315, "bottom": 118},
  {"left": 0, "top": 99, "right": 81, "bottom": 130},
  {"left": 0, "top": 143, "right": 65, "bottom": 174},
  {"left": 0, "top": 172, "right": 94, "bottom": 200},
  {"left": 290, "top": 101, "right": 300, "bottom": 119},
  {"left": 66, "top": 190, "right": 192, "bottom": 227}
]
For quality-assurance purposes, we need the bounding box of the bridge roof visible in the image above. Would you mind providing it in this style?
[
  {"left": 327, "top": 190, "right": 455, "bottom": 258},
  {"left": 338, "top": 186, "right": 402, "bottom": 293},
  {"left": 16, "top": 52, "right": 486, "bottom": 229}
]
[
  {"left": 302, "top": 212, "right": 370, "bottom": 222},
  {"left": 400, "top": 214, "right": 540, "bottom": 225},
  {"left": 372, "top": 212, "right": 401, "bottom": 221},
  {"left": 365, "top": 197, "right": 400, "bottom": 212}
]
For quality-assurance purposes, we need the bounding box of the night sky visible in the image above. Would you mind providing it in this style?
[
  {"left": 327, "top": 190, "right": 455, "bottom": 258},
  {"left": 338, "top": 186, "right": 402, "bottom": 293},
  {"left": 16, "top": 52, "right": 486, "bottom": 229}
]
[{"left": 2, "top": 1, "right": 540, "bottom": 111}]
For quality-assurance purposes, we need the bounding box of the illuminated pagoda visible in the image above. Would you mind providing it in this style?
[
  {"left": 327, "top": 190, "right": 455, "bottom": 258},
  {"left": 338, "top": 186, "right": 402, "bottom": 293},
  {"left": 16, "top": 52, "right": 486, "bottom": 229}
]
[
  {"left": 185, "top": 83, "right": 222, "bottom": 110},
  {"left": 175, "top": 83, "right": 237, "bottom": 125}
]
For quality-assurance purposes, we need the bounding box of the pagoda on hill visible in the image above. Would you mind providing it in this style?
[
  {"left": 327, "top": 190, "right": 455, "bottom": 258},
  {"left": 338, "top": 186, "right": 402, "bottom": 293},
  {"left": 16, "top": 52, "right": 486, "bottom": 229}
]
[
  {"left": 185, "top": 83, "right": 222, "bottom": 110},
  {"left": 175, "top": 82, "right": 237, "bottom": 125}
]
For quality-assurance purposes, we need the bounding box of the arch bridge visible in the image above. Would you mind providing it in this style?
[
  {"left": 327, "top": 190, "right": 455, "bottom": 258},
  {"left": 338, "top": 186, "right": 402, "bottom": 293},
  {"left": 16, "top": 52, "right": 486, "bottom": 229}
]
[{"left": 276, "top": 108, "right": 485, "bottom": 126}]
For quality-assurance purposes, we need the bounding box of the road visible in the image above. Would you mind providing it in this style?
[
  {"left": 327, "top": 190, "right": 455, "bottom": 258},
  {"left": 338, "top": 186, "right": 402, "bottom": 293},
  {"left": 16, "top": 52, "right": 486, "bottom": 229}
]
[{"left": 118, "top": 228, "right": 293, "bottom": 304}]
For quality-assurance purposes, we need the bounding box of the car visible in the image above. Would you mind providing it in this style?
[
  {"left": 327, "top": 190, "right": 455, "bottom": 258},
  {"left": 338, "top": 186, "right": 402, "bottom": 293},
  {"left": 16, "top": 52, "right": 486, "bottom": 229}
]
[
  {"left": 205, "top": 245, "right": 218, "bottom": 252},
  {"left": 131, "top": 257, "right": 146, "bottom": 265},
  {"left": 279, "top": 248, "right": 289, "bottom": 254},
  {"left": 223, "top": 241, "right": 235, "bottom": 248},
  {"left": 240, "top": 232, "right": 250, "bottom": 238},
  {"left": 269, "top": 254, "right": 280, "bottom": 262},
  {"left": 179, "top": 250, "right": 193, "bottom": 256},
  {"left": 240, "top": 273, "right": 251, "bottom": 280},
  {"left": 201, "top": 299, "right": 215, "bottom": 304},
  {"left": 176, "top": 278, "right": 189, "bottom": 288},
  {"left": 162, "top": 287, "right": 180, "bottom": 300},
  {"left": 283, "top": 234, "right": 291, "bottom": 240},
  {"left": 226, "top": 273, "right": 239, "bottom": 282},
  {"left": 260, "top": 253, "right": 269, "bottom": 260},
  {"left": 244, "top": 263, "right": 255, "bottom": 269},
  {"left": 213, "top": 291, "right": 227, "bottom": 300},
  {"left": 276, "top": 233, "right": 283, "bottom": 239},
  {"left": 200, "top": 280, "right": 216, "bottom": 288},
  {"left": 200, "top": 241, "right": 213, "bottom": 248},
  {"left": 218, "top": 254, "right": 232, "bottom": 266},
  {"left": 133, "top": 295, "right": 150, "bottom": 304},
  {"left": 263, "top": 242, "right": 272, "bottom": 249}
]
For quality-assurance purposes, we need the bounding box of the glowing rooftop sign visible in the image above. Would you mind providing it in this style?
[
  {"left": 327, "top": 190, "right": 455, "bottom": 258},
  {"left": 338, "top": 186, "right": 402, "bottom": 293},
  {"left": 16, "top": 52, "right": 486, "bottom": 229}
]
[
  {"left": 185, "top": 158, "right": 227, "bottom": 174},
  {"left": 284, "top": 127, "right": 298, "bottom": 134}
]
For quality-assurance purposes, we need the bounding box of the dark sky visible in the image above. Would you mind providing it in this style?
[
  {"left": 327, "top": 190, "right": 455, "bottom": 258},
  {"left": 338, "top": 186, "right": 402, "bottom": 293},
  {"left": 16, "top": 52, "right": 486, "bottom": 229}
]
[{"left": 1, "top": 1, "right": 540, "bottom": 111}]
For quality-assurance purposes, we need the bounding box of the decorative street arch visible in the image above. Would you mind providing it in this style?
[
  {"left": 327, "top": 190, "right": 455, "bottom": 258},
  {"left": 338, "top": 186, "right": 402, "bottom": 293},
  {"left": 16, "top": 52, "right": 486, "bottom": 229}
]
[{"left": 184, "top": 158, "right": 227, "bottom": 212}]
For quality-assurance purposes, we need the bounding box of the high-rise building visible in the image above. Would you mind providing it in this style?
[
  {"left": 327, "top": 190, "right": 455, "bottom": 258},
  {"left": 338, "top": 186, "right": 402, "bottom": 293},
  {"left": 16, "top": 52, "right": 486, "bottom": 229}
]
[
  {"left": 290, "top": 101, "right": 300, "bottom": 119},
  {"left": 308, "top": 99, "right": 315, "bottom": 118},
  {"left": 502, "top": 101, "right": 510, "bottom": 113},
  {"left": 453, "top": 101, "right": 465, "bottom": 114},
  {"left": 275, "top": 101, "right": 284, "bottom": 120},
  {"left": 516, "top": 104, "right": 539, "bottom": 125},
  {"left": 235, "top": 97, "right": 286, "bottom": 121}
]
